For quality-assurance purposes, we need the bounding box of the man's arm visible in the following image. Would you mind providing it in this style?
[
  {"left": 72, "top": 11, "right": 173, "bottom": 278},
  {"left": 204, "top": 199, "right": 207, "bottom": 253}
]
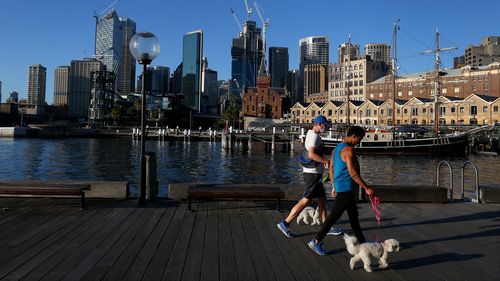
[
  {"left": 342, "top": 146, "right": 374, "bottom": 196},
  {"left": 329, "top": 151, "right": 337, "bottom": 197},
  {"left": 307, "top": 146, "right": 329, "bottom": 165}
]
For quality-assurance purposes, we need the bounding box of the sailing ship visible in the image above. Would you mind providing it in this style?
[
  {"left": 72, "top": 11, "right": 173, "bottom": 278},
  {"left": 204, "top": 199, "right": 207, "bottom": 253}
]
[{"left": 321, "top": 22, "right": 470, "bottom": 155}]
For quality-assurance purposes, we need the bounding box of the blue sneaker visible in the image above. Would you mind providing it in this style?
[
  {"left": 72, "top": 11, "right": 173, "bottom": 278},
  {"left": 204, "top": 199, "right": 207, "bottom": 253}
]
[
  {"left": 277, "top": 221, "right": 295, "bottom": 238},
  {"left": 308, "top": 239, "right": 328, "bottom": 256},
  {"left": 327, "top": 226, "right": 344, "bottom": 236}
]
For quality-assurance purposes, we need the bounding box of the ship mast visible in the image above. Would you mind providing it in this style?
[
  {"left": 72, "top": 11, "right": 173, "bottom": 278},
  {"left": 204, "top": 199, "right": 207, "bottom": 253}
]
[
  {"left": 421, "top": 28, "right": 457, "bottom": 135},
  {"left": 346, "top": 34, "right": 352, "bottom": 127},
  {"left": 391, "top": 19, "right": 400, "bottom": 127}
]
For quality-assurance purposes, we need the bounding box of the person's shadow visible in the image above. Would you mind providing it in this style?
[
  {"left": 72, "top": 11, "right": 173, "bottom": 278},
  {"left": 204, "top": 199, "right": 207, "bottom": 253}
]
[{"left": 392, "top": 252, "right": 483, "bottom": 269}]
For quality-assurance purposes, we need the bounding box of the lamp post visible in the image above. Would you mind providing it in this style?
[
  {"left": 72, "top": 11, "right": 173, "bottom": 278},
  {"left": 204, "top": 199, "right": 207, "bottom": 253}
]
[{"left": 129, "top": 32, "right": 160, "bottom": 206}]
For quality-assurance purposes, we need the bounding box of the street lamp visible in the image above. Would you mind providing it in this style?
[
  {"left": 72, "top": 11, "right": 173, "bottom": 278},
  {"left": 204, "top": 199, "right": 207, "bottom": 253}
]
[{"left": 130, "top": 32, "right": 160, "bottom": 206}]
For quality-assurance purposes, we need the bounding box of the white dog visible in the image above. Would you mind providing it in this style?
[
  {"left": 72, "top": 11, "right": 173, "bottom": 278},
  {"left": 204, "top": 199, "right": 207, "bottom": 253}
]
[
  {"left": 296, "top": 206, "right": 321, "bottom": 225},
  {"left": 343, "top": 233, "right": 400, "bottom": 272}
]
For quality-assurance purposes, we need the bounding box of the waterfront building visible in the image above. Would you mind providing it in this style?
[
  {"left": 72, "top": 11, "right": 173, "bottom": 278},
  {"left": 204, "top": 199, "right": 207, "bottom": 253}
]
[
  {"left": 304, "top": 64, "right": 327, "bottom": 102},
  {"left": 171, "top": 63, "right": 183, "bottom": 95},
  {"left": 269, "top": 47, "right": 289, "bottom": 88},
  {"left": 54, "top": 66, "right": 70, "bottom": 106},
  {"left": 329, "top": 56, "right": 389, "bottom": 102},
  {"left": 201, "top": 58, "right": 219, "bottom": 114},
  {"left": 377, "top": 99, "right": 407, "bottom": 126},
  {"left": 364, "top": 43, "right": 391, "bottom": 66},
  {"left": 119, "top": 17, "right": 136, "bottom": 96},
  {"left": 7, "top": 91, "right": 19, "bottom": 103},
  {"left": 242, "top": 61, "right": 286, "bottom": 119},
  {"left": 286, "top": 69, "right": 300, "bottom": 104},
  {"left": 94, "top": 9, "right": 122, "bottom": 92},
  {"left": 338, "top": 42, "right": 360, "bottom": 63},
  {"left": 68, "top": 59, "right": 105, "bottom": 118},
  {"left": 231, "top": 21, "right": 264, "bottom": 98},
  {"left": 299, "top": 36, "right": 329, "bottom": 102},
  {"left": 182, "top": 30, "right": 203, "bottom": 112},
  {"left": 357, "top": 99, "right": 385, "bottom": 126},
  {"left": 27, "top": 64, "right": 47, "bottom": 115},
  {"left": 365, "top": 63, "right": 500, "bottom": 101},
  {"left": 465, "top": 36, "right": 500, "bottom": 67}
]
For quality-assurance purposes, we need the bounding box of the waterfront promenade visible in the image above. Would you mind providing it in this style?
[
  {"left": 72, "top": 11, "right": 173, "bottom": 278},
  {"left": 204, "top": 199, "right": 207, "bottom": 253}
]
[{"left": 0, "top": 197, "right": 498, "bottom": 280}]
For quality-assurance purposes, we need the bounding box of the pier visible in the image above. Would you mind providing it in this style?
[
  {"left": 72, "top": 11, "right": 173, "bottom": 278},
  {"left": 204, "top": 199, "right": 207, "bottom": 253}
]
[{"left": 0, "top": 197, "right": 498, "bottom": 280}]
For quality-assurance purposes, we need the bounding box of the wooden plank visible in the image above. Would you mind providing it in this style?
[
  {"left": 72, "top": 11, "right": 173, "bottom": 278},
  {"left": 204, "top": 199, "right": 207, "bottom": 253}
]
[
  {"left": 60, "top": 208, "right": 147, "bottom": 280},
  {"left": 238, "top": 201, "right": 277, "bottom": 281},
  {"left": 217, "top": 201, "right": 238, "bottom": 281},
  {"left": 227, "top": 201, "right": 258, "bottom": 281},
  {"left": 112, "top": 201, "right": 180, "bottom": 281},
  {"left": 138, "top": 203, "right": 189, "bottom": 281},
  {"left": 161, "top": 201, "right": 198, "bottom": 281},
  {"left": 0, "top": 207, "right": 105, "bottom": 280},
  {"left": 181, "top": 201, "right": 208, "bottom": 281},
  {"left": 200, "top": 201, "right": 219, "bottom": 281}
]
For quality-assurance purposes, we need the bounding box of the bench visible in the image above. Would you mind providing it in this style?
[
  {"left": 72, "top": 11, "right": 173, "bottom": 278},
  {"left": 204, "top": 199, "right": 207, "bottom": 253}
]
[
  {"left": 0, "top": 182, "right": 91, "bottom": 210},
  {"left": 187, "top": 185, "right": 284, "bottom": 211}
]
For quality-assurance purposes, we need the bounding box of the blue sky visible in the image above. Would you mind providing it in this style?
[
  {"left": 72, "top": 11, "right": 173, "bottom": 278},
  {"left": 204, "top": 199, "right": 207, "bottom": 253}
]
[{"left": 0, "top": 0, "right": 499, "bottom": 103}]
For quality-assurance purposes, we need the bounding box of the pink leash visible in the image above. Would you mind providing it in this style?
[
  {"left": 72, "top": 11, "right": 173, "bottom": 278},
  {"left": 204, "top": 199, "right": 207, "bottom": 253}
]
[{"left": 369, "top": 195, "right": 381, "bottom": 242}]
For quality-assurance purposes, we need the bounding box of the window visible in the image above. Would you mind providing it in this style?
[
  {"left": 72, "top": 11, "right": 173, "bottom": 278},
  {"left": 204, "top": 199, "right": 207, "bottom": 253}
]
[
  {"left": 451, "top": 107, "right": 456, "bottom": 113},
  {"left": 460, "top": 107, "right": 464, "bottom": 113},
  {"left": 483, "top": 106, "right": 488, "bottom": 113},
  {"left": 365, "top": 109, "right": 371, "bottom": 117},
  {"left": 312, "top": 110, "right": 316, "bottom": 116},
  {"left": 381, "top": 109, "right": 385, "bottom": 115},
  {"left": 412, "top": 107, "right": 418, "bottom": 116},
  {"left": 408, "top": 91, "right": 413, "bottom": 96},
  {"left": 470, "top": 106, "right": 477, "bottom": 115},
  {"left": 249, "top": 96, "right": 253, "bottom": 101},
  {"left": 398, "top": 91, "right": 402, "bottom": 97},
  {"left": 423, "top": 108, "right": 427, "bottom": 113},
  {"left": 442, "top": 88, "right": 447, "bottom": 94},
  {"left": 246, "top": 106, "right": 250, "bottom": 112},
  {"left": 404, "top": 109, "right": 408, "bottom": 114},
  {"left": 494, "top": 106, "right": 499, "bottom": 113},
  {"left": 440, "top": 106, "right": 446, "bottom": 116},
  {"left": 261, "top": 96, "right": 264, "bottom": 101},
  {"left": 454, "top": 87, "right": 460, "bottom": 93}
]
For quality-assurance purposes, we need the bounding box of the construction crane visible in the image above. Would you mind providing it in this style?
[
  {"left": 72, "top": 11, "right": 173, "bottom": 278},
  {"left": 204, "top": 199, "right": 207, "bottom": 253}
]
[
  {"left": 243, "top": 0, "right": 253, "bottom": 21},
  {"left": 230, "top": 8, "right": 243, "bottom": 32},
  {"left": 93, "top": 0, "right": 119, "bottom": 20},
  {"left": 254, "top": 1, "right": 269, "bottom": 63},
  {"left": 233, "top": 79, "right": 244, "bottom": 100}
]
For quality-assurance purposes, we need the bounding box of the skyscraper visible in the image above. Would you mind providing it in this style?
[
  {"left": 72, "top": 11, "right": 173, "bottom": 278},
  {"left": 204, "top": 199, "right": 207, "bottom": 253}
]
[
  {"left": 338, "top": 42, "right": 360, "bottom": 63},
  {"left": 27, "top": 64, "right": 47, "bottom": 107},
  {"left": 68, "top": 59, "right": 105, "bottom": 118},
  {"left": 94, "top": 9, "right": 122, "bottom": 92},
  {"left": 231, "top": 21, "right": 264, "bottom": 98},
  {"left": 54, "top": 66, "right": 70, "bottom": 106},
  {"left": 299, "top": 36, "right": 329, "bottom": 102},
  {"left": 182, "top": 30, "right": 203, "bottom": 112},
  {"left": 201, "top": 57, "right": 218, "bottom": 114},
  {"left": 171, "top": 63, "right": 183, "bottom": 95},
  {"left": 269, "top": 47, "right": 289, "bottom": 88},
  {"left": 364, "top": 43, "right": 391, "bottom": 66},
  {"left": 119, "top": 17, "right": 136, "bottom": 95}
]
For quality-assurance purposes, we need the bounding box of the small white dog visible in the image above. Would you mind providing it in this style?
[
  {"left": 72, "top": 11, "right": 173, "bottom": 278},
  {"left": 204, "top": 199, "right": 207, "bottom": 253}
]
[
  {"left": 343, "top": 233, "right": 400, "bottom": 272},
  {"left": 296, "top": 206, "right": 321, "bottom": 225}
]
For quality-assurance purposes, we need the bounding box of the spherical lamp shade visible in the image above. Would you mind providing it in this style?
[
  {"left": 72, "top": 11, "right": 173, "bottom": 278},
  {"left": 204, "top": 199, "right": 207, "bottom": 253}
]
[{"left": 129, "top": 32, "right": 160, "bottom": 64}]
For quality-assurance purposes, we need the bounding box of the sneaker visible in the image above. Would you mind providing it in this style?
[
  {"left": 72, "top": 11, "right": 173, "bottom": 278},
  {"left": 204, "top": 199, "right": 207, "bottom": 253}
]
[
  {"left": 277, "top": 221, "right": 295, "bottom": 238},
  {"left": 308, "top": 239, "right": 328, "bottom": 256},
  {"left": 327, "top": 226, "right": 344, "bottom": 236}
]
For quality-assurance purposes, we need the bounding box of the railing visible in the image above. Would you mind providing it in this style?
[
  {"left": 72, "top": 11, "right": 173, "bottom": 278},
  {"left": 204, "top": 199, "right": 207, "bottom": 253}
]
[
  {"left": 437, "top": 160, "right": 481, "bottom": 203},
  {"left": 461, "top": 161, "right": 479, "bottom": 203},
  {"left": 437, "top": 160, "right": 453, "bottom": 201}
]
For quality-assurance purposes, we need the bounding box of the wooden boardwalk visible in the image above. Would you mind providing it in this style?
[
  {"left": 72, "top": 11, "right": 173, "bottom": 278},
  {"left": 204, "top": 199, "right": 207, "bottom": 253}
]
[{"left": 0, "top": 197, "right": 499, "bottom": 281}]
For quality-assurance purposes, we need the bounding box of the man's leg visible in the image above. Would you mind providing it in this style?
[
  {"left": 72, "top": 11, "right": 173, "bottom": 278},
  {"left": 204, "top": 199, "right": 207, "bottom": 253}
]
[
  {"left": 315, "top": 192, "right": 348, "bottom": 242},
  {"left": 316, "top": 196, "right": 328, "bottom": 223},
  {"left": 345, "top": 192, "right": 366, "bottom": 243},
  {"left": 284, "top": 197, "right": 310, "bottom": 224}
]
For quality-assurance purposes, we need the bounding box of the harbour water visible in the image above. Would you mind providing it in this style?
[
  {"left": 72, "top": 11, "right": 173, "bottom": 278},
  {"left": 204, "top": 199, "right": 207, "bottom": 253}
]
[{"left": 1, "top": 138, "right": 499, "bottom": 197}]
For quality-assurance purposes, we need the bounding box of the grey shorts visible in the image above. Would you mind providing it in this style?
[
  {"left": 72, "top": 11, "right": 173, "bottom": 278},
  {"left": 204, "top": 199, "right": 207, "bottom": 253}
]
[{"left": 303, "top": 173, "right": 326, "bottom": 199}]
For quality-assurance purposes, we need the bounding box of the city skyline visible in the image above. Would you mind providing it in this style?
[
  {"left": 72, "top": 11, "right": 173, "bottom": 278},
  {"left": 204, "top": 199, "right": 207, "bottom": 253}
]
[{"left": 0, "top": 0, "right": 499, "bottom": 103}]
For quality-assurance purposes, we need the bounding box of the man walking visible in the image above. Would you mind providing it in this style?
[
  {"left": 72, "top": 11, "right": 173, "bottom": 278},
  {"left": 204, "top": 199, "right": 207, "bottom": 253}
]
[
  {"left": 277, "top": 115, "right": 343, "bottom": 238},
  {"left": 308, "top": 126, "right": 374, "bottom": 255}
]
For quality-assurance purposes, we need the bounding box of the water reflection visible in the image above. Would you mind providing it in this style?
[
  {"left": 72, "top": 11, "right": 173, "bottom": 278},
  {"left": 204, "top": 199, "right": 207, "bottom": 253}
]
[{"left": 1, "top": 138, "right": 499, "bottom": 197}]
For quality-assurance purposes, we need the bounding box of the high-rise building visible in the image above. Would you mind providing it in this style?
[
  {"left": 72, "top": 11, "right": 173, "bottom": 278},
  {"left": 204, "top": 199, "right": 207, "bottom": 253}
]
[
  {"left": 201, "top": 57, "right": 218, "bottom": 114},
  {"left": 364, "top": 43, "right": 391, "bottom": 66},
  {"left": 171, "top": 63, "right": 183, "bottom": 95},
  {"left": 119, "top": 17, "right": 136, "bottom": 95},
  {"left": 231, "top": 21, "right": 264, "bottom": 97},
  {"left": 27, "top": 64, "right": 47, "bottom": 107},
  {"left": 68, "top": 59, "right": 105, "bottom": 118},
  {"left": 299, "top": 36, "right": 329, "bottom": 102},
  {"left": 465, "top": 36, "right": 500, "bottom": 66},
  {"left": 89, "top": 70, "right": 116, "bottom": 125},
  {"left": 137, "top": 66, "right": 170, "bottom": 110},
  {"left": 287, "top": 70, "right": 300, "bottom": 104},
  {"left": 95, "top": 9, "right": 122, "bottom": 92},
  {"left": 304, "top": 64, "right": 327, "bottom": 100},
  {"left": 182, "top": 30, "right": 203, "bottom": 112},
  {"left": 7, "top": 91, "right": 18, "bottom": 103},
  {"left": 338, "top": 42, "right": 360, "bottom": 63},
  {"left": 269, "top": 47, "right": 289, "bottom": 88},
  {"left": 54, "top": 66, "right": 70, "bottom": 106}
]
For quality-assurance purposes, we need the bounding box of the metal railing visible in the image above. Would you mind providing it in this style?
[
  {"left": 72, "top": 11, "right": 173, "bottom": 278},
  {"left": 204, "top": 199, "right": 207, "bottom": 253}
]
[
  {"left": 437, "top": 160, "right": 453, "bottom": 201},
  {"left": 461, "top": 161, "right": 480, "bottom": 203}
]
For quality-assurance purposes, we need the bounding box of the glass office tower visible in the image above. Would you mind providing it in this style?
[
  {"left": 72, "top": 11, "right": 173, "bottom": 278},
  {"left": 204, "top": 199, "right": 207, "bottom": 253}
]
[
  {"left": 299, "top": 36, "right": 329, "bottom": 101},
  {"left": 269, "top": 47, "right": 289, "bottom": 88},
  {"left": 181, "top": 30, "right": 203, "bottom": 112},
  {"left": 119, "top": 17, "right": 136, "bottom": 95},
  {"left": 95, "top": 9, "right": 122, "bottom": 92}
]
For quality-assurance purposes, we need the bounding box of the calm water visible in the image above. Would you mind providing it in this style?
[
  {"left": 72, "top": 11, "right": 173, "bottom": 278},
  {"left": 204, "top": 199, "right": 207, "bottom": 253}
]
[{"left": 1, "top": 138, "right": 499, "bottom": 197}]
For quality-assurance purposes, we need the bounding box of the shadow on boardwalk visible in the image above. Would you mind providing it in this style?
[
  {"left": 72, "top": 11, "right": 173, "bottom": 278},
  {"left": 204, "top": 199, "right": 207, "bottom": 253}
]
[{"left": 0, "top": 197, "right": 499, "bottom": 281}]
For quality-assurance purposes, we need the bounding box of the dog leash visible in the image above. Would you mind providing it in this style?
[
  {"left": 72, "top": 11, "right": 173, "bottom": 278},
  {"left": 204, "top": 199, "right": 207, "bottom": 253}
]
[{"left": 369, "top": 195, "right": 381, "bottom": 242}]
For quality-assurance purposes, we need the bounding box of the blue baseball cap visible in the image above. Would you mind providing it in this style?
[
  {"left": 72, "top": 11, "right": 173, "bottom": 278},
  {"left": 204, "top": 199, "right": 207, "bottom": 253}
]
[{"left": 313, "top": 115, "right": 331, "bottom": 127}]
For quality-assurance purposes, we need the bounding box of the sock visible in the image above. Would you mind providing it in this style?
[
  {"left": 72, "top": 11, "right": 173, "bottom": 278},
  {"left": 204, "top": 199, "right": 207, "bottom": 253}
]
[{"left": 283, "top": 221, "right": 290, "bottom": 227}]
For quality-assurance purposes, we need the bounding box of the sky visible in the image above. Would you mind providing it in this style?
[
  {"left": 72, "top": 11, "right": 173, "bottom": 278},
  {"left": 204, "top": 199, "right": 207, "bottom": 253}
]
[{"left": 0, "top": 0, "right": 499, "bottom": 103}]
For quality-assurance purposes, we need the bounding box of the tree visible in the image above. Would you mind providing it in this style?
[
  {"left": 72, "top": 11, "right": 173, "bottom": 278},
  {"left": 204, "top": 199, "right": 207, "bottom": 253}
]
[
  {"left": 222, "top": 94, "right": 241, "bottom": 129},
  {"left": 111, "top": 108, "right": 121, "bottom": 126}
]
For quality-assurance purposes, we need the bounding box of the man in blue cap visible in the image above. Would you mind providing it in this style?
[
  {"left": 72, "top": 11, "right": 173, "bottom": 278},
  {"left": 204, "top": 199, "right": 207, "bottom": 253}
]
[{"left": 277, "top": 115, "right": 343, "bottom": 238}]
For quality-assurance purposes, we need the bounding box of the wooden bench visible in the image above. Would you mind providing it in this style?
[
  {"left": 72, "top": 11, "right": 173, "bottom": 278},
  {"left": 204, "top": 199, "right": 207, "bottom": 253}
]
[
  {"left": 0, "top": 182, "right": 91, "bottom": 210},
  {"left": 187, "top": 185, "right": 284, "bottom": 211}
]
